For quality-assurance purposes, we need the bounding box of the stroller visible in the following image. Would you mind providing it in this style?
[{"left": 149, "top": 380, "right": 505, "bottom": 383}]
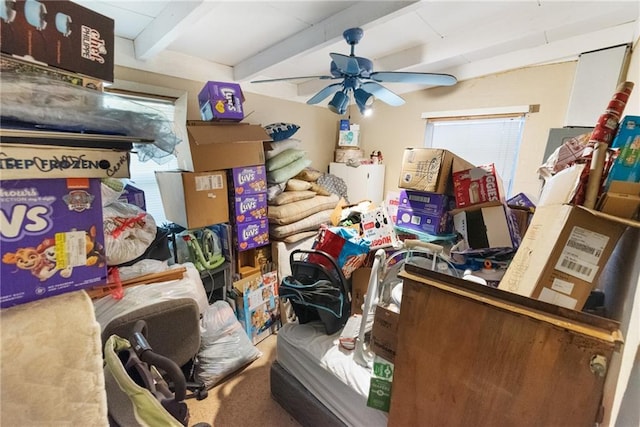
[
  {"left": 279, "top": 249, "right": 351, "bottom": 335},
  {"left": 103, "top": 320, "right": 211, "bottom": 427}
]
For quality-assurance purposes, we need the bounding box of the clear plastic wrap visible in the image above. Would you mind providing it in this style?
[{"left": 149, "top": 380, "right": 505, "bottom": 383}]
[
  {"left": 93, "top": 262, "right": 210, "bottom": 331},
  {"left": 0, "top": 73, "right": 181, "bottom": 163},
  {"left": 195, "top": 301, "right": 262, "bottom": 389}
]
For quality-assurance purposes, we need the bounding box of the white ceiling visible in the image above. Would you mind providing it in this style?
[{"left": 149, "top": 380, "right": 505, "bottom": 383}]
[{"left": 75, "top": 0, "right": 640, "bottom": 105}]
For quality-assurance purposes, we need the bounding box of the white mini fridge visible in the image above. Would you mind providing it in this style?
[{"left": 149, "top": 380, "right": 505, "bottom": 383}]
[{"left": 329, "top": 162, "right": 385, "bottom": 205}]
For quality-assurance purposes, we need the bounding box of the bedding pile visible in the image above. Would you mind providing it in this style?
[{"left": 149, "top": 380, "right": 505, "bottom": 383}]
[{"left": 264, "top": 123, "right": 343, "bottom": 243}]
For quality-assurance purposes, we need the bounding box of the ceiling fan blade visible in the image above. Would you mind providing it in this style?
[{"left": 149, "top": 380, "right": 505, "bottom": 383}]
[
  {"left": 307, "top": 83, "right": 343, "bottom": 105},
  {"left": 330, "top": 53, "right": 360, "bottom": 75},
  {"left": 361, "top": 82, "right": 405, "bottom": 106},
  {"left": 251, "top": 75, "right": 333, "bottom": 84},
  {"left": 370, "top": 72, "right": 457, "bottom": 86}
]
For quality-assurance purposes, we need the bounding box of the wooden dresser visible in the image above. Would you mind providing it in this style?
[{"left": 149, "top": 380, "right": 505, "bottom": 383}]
[{"left": 388, "top": 265, "right": 623, "bottom": 427}]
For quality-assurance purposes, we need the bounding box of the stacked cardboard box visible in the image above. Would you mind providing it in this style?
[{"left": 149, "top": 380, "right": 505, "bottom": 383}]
[{"left": 228, "top": 165, "right": 269, "bottom": 252}]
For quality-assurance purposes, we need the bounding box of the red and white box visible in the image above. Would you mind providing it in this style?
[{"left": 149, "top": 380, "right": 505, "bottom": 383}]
[{"left": 453, "top": 163, "right": 505, "bottom": 208}]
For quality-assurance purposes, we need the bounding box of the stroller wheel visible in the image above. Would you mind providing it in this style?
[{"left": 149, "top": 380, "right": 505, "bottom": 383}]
[{"left": 195, "top": 388, "right": 209, "bottom": 400}]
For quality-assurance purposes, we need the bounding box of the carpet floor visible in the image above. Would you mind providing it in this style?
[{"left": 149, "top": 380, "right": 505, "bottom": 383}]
[{"left": 186, "top": 333, "right": 301, "bottom": 427}]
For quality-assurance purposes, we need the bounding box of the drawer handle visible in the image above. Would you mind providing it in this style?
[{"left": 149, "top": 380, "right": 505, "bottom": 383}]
[{"left": 590, "top": 354, "right": 608, "bottom": 377}]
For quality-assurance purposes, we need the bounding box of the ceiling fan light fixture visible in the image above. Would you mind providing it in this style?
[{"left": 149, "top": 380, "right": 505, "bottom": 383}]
[
  {"left": 354, "top": 88, "right": 374, "bottom": 115},
  {"left": 328, "top": 90, "right": 349, "bottom": 115}
]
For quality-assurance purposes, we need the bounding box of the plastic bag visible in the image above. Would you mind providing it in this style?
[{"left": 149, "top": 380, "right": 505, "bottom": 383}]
[
  {"left": 103, "top": 202, "right": 157, "bottom": 266},
  {"left": 311, "top": 226, "right": 370, "bottom": 279},
  {"left": 195, "top": 301, "right": 262, "bottom": 389}
]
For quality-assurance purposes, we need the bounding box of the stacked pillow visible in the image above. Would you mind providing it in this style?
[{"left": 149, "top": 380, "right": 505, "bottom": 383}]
[{"left": 263, "top": 123, "right": 311, "bottom": 184}]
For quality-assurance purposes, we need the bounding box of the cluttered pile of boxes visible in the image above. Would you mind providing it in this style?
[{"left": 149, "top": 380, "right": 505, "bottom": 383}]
[
  {"left": 157, "top": 80, "right": 280, "bottom": 345},
  {"left": 0, "top": 0, "right": 123, "bottom": 309}
]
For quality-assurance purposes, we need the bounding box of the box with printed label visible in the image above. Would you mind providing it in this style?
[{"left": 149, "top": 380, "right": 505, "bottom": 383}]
[
  {"left": 606, "top": 115, "right": 640, "bottom": 186},
  {"left": 0, "top": 178, "right": 107, "bottom": 308},
  {"left": 233, "top": 272, "right": 280, "bottom": 345},
  {"left": 235, "top": 219, "right": 269, "bottom": 252},
  {"left": 117, "top": 183, "right": 146, "bottom": 211},
  {"left": 395, "top": 206, "right": 451, "bottom": 236},
  {"left": 498, "top": 204, "right": 628, "bottom": 310},
  {"left": 453, "top": 163, "right": 506, "bottom": 208},
  {"left": 398, "top": 190, "right": 453, "bottom": 215},
  {"left": 176, "top": 122, "right": 268, "bottom": 172},
  {"left": 0, "top": 0, "right": 114, "bottom": 82},
  {"left": 398, "top": 148, "right": 475, "bottom": 194},
  {"left": 338, "top": 129, "right": 360, "bottom": 147},
  {"left": 370, "top": 303, "right": 400, "bottom": 363},
  {"left": 232, "top": 193, "right": 268, "bottom": 223},
  {"left": 155, "top": 170, "right": 229, "bottom": 230},
  {"left": 452, "top": 202, "right": 521, "bottom": 250},
  {"left": 0, "top": 143, "right": 130, "bottom": 179},
  {"left": 198, "top": 81, "right": 245, "bottom": 122},
  {"left": 360, "top": 206, "right": 399, "bottom": 249},
  {"left": 228, "top": 165, "right": 267, "bottom": 195},
  {"left": 1, "top": 54, "right": 104, "bottom": 90}
]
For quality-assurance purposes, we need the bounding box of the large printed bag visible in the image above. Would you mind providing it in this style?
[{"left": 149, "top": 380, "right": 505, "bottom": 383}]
[{"left": 311, "top": 226, "right": 371, "bottom": 279}]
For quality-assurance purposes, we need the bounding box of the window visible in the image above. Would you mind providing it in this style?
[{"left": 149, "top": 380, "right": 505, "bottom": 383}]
[
  {"left": 423, "top": 108, "right": 528, "bottom": 197},
  {"left": 103, "top": 88, "right": 183, "bottom": 226}
]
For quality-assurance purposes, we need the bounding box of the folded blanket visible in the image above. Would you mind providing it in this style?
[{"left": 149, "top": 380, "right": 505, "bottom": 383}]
[
  {"left": 268, "top": 194, "right": 340, "bottom": 225},
  {"left": 270, "top": 209, "right": 333, "bottom": 239}
]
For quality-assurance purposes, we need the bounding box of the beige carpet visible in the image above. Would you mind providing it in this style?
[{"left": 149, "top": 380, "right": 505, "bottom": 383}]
[{"left": 187, "top": 333, "right": 301, "bottom": 427}]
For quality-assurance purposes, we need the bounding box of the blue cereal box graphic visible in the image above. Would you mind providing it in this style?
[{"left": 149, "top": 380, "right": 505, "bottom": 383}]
[
  {"left": 229, "top": 165, "right": 267, "bottom": 195},
  {"left": 1, "top": 178, "right": 107, "bottom": 308},
  {"left": 235, "top": 219, "right": 269, "bottom": 252},
  {"left": 233, "top": 193, "right": 268, "bottom": 223}
]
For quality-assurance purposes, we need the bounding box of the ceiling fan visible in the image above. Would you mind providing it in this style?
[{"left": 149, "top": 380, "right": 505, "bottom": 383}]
[{"left": 251, "top": 27, "right": 458, "bottom": 115}]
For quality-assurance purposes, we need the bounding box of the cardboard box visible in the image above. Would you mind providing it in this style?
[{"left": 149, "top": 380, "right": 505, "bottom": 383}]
[
  {"left": 597, "top": 181, "right": 640, "bottom": 219},
  {"left": 606, "top": 115, "right": 640, "bottom": 186},
  {"left": 1, "top": 0, "right": 114, "bottom": 82},
  {"left": 498, "top": 204, "right": 629, "bottom": 310},
  {"left": 198, "top": 81, "right": 245, "bottom": 121},
  {"left": 228, "top": 165, "right": 267, "bottom": 195},
  {"left": 232, "top": 193, "right": 268, "bottom": 224},
  {"left": 398, "top": 190, "right": 453, "bottom": 215},
  {"left": 233, "top": 272, "right": 280, "bottom": 345},
  {"left": 452, "top": 202, "right": 521, "bottom": 250},
  {"left": 395, "top": 206, "right": 451, "bottom": 236},
  {"left": 175, "top": 122, "right": 268, "bottom": 172},
  {"left": 338, "top": 129, "right": 360, "bottom": 147},
  {"left": 370, "top": 303, "right": 400, "bottom": 363},
  {"left": 398, "top": 148, "right": 475, "bottom": 194},
  {"left": 235, "top": 219, "right": 269, "bottom": 252},
  {"left": 361, "top": 206, "right": 399, "bottom": 249},
  {"left": 117, "top": 183, "right": 145, "bottom": 211},
  {"left": 155, "top": 170, "right": 229, "bottom": 230},
  {"left": 0, "top": 143, "right": 130, "bottom": 179},
  {"left": 453, "top": 163, "right": 505, "bottom": 208},
  {"left": 350, "top": 267, "right": 372, "bottom": 315},
  {"left": 0, "top": 178, "right": 107, "bottom": 308},
  {"left": 1, "top": 53, "right": 104, "bottom": 90}
]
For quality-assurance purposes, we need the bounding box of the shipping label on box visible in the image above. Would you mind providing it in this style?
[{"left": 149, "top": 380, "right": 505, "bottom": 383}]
[
  {"left": 198, "top": 81, "right": 244, "bottom": 121},
  {"left": 232, "top": 193, "right": 268, "bottom": 223},
  {"left": 234, "top": 272, "right": 280, "bottom": 345},
  {"left": 396, "top": 206, "right": 451, "bottom": 236},
  {"left": 235, "top": 219, "right": 269, "bottom": 251},
  {"left": 229, "top": 165, "right": 267, "bottom": 195},
  {"left": 0, "top": 143, "right": 130, "bottom": 179},
  {"left": 361, "top": 206, "right": 399, "bottom": 249},
  {"left": 1, "top": 0, "right": 115, "bottom": 82},
  {"left": 498, "top": 205, "right": 628, "bottom": 310},
  {"left": 0, "top": 178, "right": 107, "bottom": 308},
  {"left": 453, "top": 163, "right": 505, "bottom": 208}
]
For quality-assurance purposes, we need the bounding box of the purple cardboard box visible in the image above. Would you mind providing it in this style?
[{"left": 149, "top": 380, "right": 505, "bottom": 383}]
[
  {"left": 118, "top": 183, "right": 146, "bottom": 211},
  {"left": 229, "top": 165, "right": 267, "bottom": 195},
  {"left": 198, "top": 81, "right": 245, "bottom": 121},
  {"left": 1, "top": 178, "right": 107, "bottom": 308},
  {"left": 396, "top": 205, "right": 452, "bottom": 236},
  {"left": 233, "top": 193, "right": 268, "bottom": 223},
  {"left": 398, "top": 190, "right": 453, "bottom": 215},
  {"left": 235, "top": 219, "right": 269, "bottom": 252}
]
